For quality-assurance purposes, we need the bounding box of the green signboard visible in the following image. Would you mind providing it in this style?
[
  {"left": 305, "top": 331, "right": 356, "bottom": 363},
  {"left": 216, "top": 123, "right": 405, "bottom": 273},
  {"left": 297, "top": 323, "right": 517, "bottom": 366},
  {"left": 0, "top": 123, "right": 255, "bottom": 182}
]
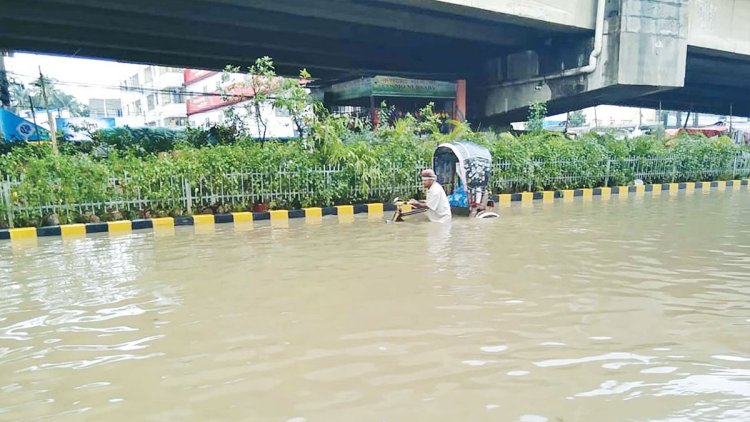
[
  {"left": 329, "top": 77, "right": 373, "bottom": 102},
  {"left": 329, "top": 76, "right": 456, "bottom": 102},
  {"left": 371, "top": 76, "right": 456, "bottom": 99}
]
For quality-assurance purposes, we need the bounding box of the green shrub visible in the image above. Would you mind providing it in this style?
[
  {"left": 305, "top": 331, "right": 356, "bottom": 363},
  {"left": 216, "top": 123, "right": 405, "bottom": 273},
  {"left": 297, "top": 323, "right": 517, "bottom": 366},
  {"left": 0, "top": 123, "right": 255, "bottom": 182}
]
[{"left": 1, "top": 102, "right": 747, "bottom": 227}]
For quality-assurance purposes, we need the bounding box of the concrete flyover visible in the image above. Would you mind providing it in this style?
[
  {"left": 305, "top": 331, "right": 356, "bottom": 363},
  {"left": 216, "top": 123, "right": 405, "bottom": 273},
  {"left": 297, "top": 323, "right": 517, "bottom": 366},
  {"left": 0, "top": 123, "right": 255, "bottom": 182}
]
[
  {"left": 0, "top": 0, "right": 749, "bottom": 122},
  {"left": 482, "top": 0, "right": 750, "bottom": 123},
  {"left": 0, "top": 0, "right": 591, "bottom": 80}
]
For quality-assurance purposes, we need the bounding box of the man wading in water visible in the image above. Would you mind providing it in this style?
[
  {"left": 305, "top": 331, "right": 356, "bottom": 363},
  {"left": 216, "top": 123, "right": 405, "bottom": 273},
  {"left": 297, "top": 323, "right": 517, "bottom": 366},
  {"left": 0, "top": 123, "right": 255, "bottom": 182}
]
[{"left": 408, "top": 169, "right": 452, "bottom": 223}]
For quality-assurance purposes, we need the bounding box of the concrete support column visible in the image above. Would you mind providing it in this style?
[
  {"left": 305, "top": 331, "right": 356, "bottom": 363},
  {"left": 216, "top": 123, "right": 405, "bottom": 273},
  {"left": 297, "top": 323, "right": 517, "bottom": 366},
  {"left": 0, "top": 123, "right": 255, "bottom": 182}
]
[
  {"left": 455, "top": 79, "right": 466, "bottom": 121},
  {"left": 480, "top": 0, "right": 691, "bottom": 123}
]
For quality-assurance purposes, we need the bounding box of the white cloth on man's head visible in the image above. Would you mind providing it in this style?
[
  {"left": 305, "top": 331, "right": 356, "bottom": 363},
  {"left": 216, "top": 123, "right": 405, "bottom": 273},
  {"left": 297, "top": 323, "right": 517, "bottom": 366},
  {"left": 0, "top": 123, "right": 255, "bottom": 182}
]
[{"left": 426, "top": 182, "right": 452, "bottom": 223}]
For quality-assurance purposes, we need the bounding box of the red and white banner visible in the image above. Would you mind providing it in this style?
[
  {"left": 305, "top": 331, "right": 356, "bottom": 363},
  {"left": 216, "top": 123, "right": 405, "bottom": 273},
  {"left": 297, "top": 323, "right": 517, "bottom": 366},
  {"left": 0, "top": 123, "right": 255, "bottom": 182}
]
[
  {"left": 185, "top": 75, "right": 308, "bottom": 115},
  {"left": 184, "top": 69, "right": 218, "bottom": 85},
  {"left": 186, "top": 86, "right": 255, "bottom": 115}
]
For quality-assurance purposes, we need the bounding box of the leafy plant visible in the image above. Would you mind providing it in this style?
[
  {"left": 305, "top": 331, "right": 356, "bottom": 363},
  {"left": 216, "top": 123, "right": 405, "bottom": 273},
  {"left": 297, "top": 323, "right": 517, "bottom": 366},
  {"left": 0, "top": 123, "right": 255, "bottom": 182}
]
[
  {"left": 527, "top": 101, "right": 548, "bottom": 133},
  {"left": 568, "top": 110, "right": 586, "bottom": 127},
  {"left": 2, "top": 57, "right": 748, "bottom": 227},
  {"left": 221, "top": 57, "right": 279, "bottom": 141}
]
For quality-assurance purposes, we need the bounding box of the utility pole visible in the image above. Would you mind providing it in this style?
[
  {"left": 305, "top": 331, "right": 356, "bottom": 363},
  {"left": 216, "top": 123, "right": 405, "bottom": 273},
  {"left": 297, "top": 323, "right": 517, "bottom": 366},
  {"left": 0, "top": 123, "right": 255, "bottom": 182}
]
[
  {"left": 28, "top": 94, "right": 38, "bottom": 133},
  {"left": 38, "top": 67, "right": 58, "bottom": 154}
]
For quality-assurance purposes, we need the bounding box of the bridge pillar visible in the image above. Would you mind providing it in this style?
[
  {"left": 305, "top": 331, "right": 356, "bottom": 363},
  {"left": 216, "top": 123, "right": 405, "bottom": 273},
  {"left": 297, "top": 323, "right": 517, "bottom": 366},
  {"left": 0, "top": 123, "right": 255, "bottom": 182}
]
[{"left": 480, "top": 0, "right": 691, "bottom": 123}]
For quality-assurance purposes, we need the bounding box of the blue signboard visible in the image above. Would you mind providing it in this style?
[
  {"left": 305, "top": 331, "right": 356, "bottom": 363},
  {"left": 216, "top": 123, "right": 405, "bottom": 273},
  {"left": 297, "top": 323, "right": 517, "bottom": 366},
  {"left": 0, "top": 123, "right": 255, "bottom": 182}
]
[
  {"left": 0, "top": 109, "right": 49, "bottom": 141},
  {"left": 57, "top": 117, "right": 116, "bottom": 141}
]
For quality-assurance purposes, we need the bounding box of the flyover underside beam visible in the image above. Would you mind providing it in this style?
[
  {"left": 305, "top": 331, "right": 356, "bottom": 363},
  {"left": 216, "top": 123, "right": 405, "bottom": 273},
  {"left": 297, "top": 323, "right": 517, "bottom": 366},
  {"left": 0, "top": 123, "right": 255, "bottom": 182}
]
[
  {"left": 481, "top": 79, "right": 750, "bottom": 124},
  {"left": 25, "top": 0, "right": 505, "bottom": 52},
  {"left": 359, "top": 0, "right": 596, "bottom": 32},
  {"left": 618, "top": 100, "right": 750, "bottom": 118},
  {"left": 0, "top": 37, "right": 475, "bottom": 82},
  {"left": 0, "top": 36, "right": 360, "bottom": 81},
  {"left": 0, "top": 18, "right": 483, "bottom": 78},
  {"left": 480, "top": 71, "right": 750, "bottom": 123},
  {"left": 199, "top": 0, "right": 538, "bottom": 45},
  {"left": 30, "top": 0, "right": 534, "bottom": 47},
  {"left": 479, "top": 85, "right": 667, "bottom": 124},
  {"left": 685, "top": 54, "right": 750, "bottom": 90},
  {"left": 620, "top": 84, "right": 750, "bottom": 117},
  {"left": 1, "top": 0, "right": 526, "bottom": 79}
]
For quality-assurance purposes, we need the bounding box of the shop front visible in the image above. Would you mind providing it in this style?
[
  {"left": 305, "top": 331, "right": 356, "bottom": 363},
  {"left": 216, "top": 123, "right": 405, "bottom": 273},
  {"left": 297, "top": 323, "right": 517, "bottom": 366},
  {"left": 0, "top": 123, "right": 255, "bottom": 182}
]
[{"left": 327, "top": 76, "right": 465, "bottom": 128}]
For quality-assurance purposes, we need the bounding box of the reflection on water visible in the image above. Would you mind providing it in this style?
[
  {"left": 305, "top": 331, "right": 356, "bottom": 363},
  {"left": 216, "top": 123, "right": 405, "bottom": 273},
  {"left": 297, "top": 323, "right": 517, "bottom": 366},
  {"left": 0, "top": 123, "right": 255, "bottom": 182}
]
[{"left": 1, "top": 192, "right": 750, "bottom": 421}]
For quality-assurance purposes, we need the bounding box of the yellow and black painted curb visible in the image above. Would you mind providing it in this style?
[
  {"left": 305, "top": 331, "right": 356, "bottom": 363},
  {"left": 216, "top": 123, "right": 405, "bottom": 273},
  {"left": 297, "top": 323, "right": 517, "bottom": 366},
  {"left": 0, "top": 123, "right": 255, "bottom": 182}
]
[
  {"left": 497, "top": 179, "right": 749, "bottom": 205},
  {"left": 1, "top": 180, "right": 748, "bottom": 242}
]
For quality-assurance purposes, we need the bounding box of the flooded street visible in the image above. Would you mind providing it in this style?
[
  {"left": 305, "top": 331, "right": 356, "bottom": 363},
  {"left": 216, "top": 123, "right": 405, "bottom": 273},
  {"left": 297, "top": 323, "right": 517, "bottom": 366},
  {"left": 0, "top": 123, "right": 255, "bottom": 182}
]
[{"left": 1, "top": 192, "right": 749, "bottom": 421}]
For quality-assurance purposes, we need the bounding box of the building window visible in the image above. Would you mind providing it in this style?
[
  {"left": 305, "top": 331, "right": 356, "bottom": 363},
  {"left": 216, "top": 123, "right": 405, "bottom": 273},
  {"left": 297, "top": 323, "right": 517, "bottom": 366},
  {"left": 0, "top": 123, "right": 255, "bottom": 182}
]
[
  {"left": 158, "top": 66, "right": 181, "bottom": 74},
  {"left": 171, "top": 90, "right": 184, "bottom": 104},
  {"left": 144, "top": 67, "right": 153, "bottom": 84},
  {"left": 134, "top": 100, "right": 142, "bottom": 115},
  {"left": 129, "top": 74, "right": 140, "bottom": 88},
  {"left": 161, "top": 92, "right": 172, "bottom": 105},
  {"left": 147, "top": 94, "right": 156, "bottom": 111},
  {"left": 165, "top": 117, "right": 187, "bottom": 127}
]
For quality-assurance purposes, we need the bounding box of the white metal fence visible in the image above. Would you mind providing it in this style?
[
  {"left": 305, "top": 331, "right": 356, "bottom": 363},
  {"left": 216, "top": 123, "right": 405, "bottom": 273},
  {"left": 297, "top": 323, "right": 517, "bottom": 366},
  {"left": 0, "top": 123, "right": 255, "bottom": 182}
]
[
  {"left": 491, "top": 154, "right": 750, "bottom": 193},
  {"left": 2, "top": 154, "right": 750, "bottom": 227},
  {"left": 0, "top": 165, "right": 426, "bottom": 227}
]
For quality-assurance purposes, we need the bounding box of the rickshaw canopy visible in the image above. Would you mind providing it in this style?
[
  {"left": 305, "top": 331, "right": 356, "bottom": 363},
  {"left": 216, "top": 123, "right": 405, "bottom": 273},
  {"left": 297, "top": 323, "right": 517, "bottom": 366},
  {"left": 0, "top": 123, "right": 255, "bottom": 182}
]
[{"left": 433, "top": 141, "right": 492, "bottom": 192}]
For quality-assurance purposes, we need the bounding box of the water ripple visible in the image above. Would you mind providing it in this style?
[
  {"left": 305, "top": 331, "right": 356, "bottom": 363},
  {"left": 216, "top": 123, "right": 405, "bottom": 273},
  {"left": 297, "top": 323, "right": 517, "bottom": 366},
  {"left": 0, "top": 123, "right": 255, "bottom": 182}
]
[{"left": 1, "top": 196, "right": 749, "bottom": 420}]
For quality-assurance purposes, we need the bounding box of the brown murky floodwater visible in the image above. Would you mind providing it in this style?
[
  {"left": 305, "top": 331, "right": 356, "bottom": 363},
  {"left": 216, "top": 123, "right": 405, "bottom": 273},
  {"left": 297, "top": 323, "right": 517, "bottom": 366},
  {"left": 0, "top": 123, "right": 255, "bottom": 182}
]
[{"left": 1, "top": 191, "right": 750, "bottom": 421}]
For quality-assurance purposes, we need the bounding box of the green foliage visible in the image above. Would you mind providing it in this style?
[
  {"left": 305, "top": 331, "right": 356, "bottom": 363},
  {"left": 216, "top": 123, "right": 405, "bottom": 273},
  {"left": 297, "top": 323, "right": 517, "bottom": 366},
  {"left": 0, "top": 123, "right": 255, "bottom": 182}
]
[
  {"left": 11, "top": 153, "right": 112, "bottom": 226},
  {"left": 568, "top": 110, "right": 586, "bottom": 127},
  {"left": 94, "top": 127, "right": 187, "bottom": 157},
  {"left": 1, "top": 123, "right": 747, "bottom": 227},
  {"left": 527, "top": 101, "right": 548, "bottom": 133},
  {"left": 10, "top": 77, "right": 88, "bottom": 117},
  {"left": 274, "top": 69, "right": 313, "bottom": 137},
  {"left": 221, "top": 57, "right": 279, "bottom": 141},
  {"left": 2, "top": 58, "right": 748, "bottom": 228}
]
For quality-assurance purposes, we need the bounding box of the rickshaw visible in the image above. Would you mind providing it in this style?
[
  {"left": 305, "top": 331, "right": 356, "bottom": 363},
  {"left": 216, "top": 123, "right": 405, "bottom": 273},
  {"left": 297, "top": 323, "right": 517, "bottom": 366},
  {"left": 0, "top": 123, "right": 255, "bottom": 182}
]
[{"left": 391, "top": 141, "right": 499, "bottom": 222}]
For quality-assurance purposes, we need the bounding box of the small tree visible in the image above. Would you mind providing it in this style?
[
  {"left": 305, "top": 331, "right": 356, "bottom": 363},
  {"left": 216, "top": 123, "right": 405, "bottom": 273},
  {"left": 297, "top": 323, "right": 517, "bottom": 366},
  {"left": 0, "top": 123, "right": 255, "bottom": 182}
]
[
  {"left": 221, "top": 57, "right": 277, "bottom": 141},
  {"left": 568, "top": 110, "right": 586, "bottom": 127},
  {"left": 527, "top": 101, "right": 548, "bottom": 133},
  {"left": 27, "top": 77, "right": 87, "bottom": 117},
  {"left": 273, "top": 69, "right": 312, "bottom": 138}
]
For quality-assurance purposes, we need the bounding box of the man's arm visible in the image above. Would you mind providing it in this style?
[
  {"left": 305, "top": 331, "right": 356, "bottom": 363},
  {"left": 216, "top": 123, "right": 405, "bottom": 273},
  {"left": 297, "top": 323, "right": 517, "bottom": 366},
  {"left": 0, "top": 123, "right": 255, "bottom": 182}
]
[{"left": 408, "top": 199, "right": 429, "bottom": 209}]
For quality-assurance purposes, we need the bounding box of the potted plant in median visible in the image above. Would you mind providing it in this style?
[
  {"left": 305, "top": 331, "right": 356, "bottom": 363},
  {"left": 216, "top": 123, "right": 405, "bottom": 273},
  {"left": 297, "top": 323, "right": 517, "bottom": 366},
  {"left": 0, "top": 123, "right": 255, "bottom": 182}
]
[{"left": 252, "top": 202, "right": 270, "bottom": 212}]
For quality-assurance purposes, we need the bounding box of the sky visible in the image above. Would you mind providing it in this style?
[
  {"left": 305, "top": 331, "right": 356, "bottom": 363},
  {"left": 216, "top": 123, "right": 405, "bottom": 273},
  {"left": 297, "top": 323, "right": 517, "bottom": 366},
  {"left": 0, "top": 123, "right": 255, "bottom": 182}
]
[{"left": 4, "top": 52, "right": 144, "bottom": 102}]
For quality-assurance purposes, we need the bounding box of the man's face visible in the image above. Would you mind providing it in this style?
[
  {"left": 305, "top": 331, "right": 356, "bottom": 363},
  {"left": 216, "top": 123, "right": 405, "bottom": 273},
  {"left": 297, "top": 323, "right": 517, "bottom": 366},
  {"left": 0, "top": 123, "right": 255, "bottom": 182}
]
[{"left": 422, "top": 178, "right": 433, "bottom": 189}]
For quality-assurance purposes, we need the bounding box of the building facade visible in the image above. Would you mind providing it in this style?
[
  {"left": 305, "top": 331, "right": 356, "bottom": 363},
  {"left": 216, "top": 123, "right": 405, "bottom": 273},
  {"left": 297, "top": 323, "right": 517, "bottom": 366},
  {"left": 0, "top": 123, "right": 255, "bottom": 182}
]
[
  {"left": 88, "top": 98, "right": 122, "bottom": 118},
  {"left": 120, "top": 65, "right": 187, "bottom": 128}
]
